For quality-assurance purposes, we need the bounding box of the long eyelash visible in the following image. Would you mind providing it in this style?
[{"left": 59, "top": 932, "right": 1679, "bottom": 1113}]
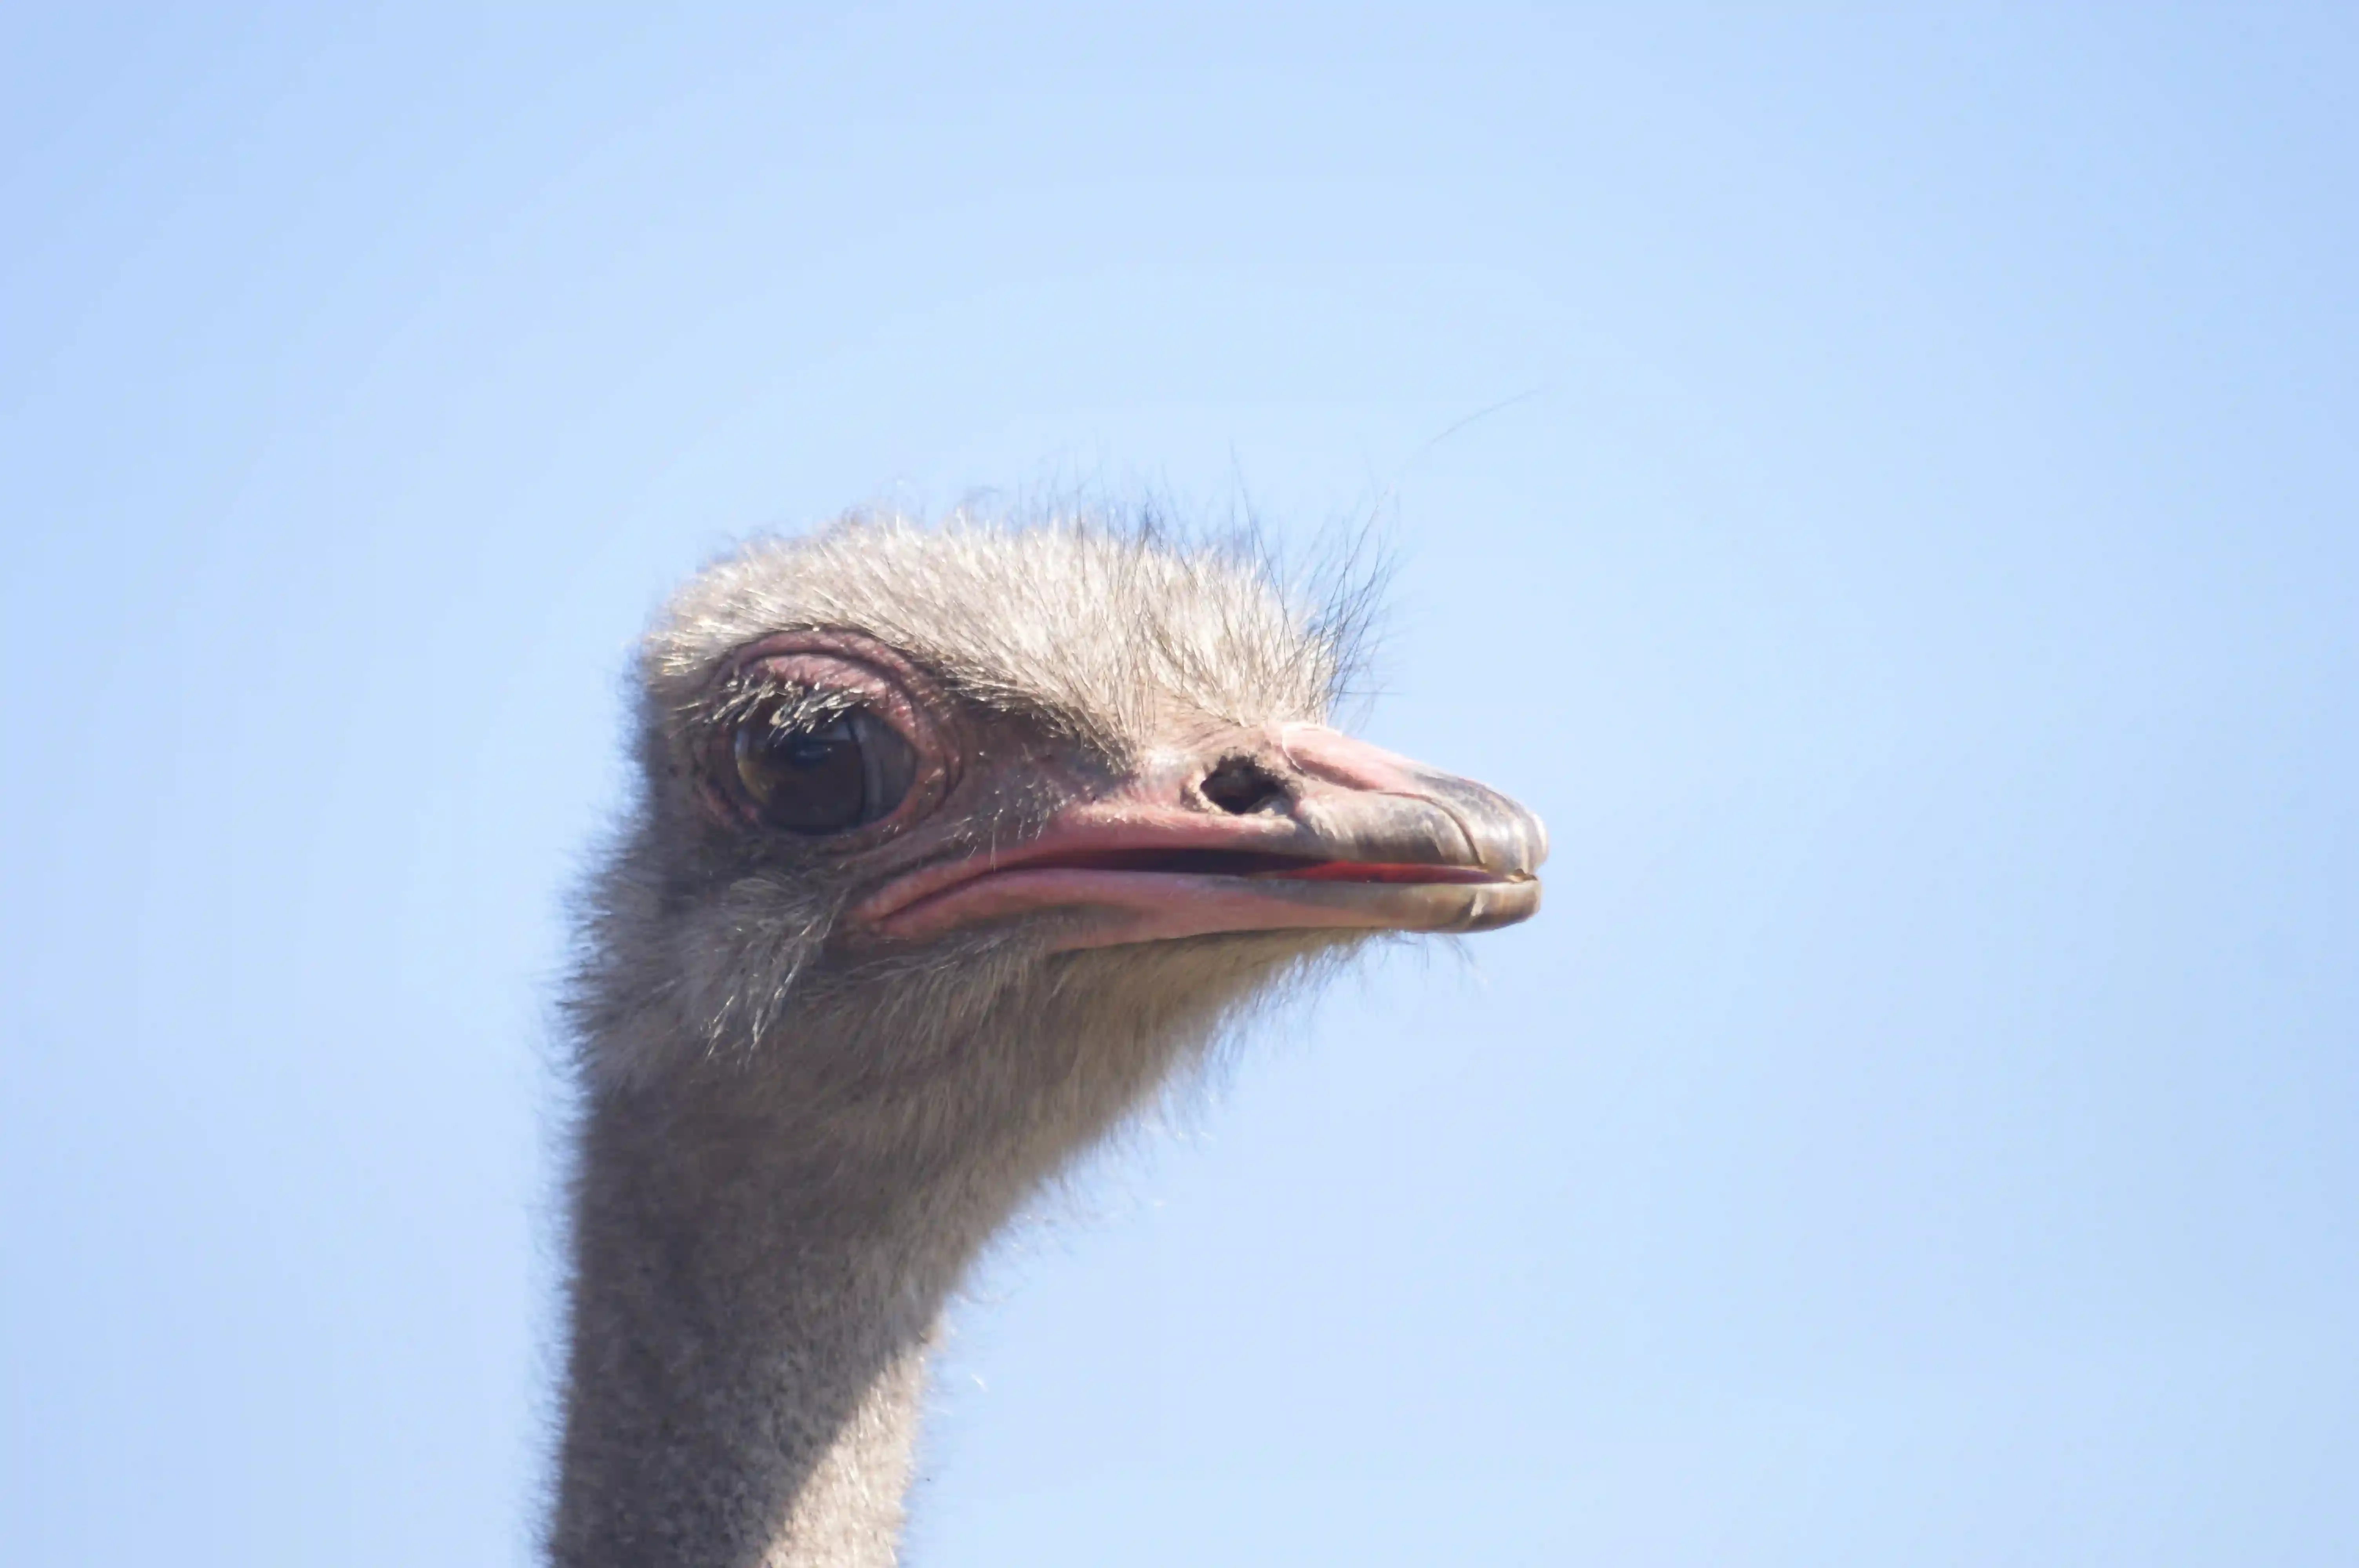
[{"left": 705, "top": 675, "right": 863, "bottom": 736}]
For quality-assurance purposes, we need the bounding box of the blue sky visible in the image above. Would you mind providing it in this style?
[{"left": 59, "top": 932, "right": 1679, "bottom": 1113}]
[{"left": 3, "top": 6, "right": 2354, "bottom": 1564}]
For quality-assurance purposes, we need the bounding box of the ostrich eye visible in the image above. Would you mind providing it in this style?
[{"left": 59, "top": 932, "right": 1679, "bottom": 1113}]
[{"left": 732, "top": 709, "right": 916, "bottom": 833}]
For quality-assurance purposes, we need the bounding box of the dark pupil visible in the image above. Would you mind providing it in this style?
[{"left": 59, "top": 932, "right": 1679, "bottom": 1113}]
[{"left": 733, "top": 711, "right": 914, "bottom": 833}]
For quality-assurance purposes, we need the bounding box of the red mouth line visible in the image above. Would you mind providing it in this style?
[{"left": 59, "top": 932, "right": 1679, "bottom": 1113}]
[
  {"left": 978, "top": 847, "right": 1507, "bottom": 886},
  {"left": 856, "top": 826, "right": 1530, "bottom": 932}
]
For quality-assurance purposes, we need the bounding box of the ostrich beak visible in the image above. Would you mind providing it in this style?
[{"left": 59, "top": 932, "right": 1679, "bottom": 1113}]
[{"left": 860, "top": 724, "right": 1546, "bottom": 952}]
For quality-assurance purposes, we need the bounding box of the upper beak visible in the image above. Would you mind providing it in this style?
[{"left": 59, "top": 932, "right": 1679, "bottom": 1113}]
[{"left": 859, "top": 724, "right": 1547, "bottom": 952}]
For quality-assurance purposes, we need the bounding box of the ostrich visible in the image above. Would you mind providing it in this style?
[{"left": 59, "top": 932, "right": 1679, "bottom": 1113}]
[{"left": 549, "top": 512, "right": 1545, "bottom": 1567}]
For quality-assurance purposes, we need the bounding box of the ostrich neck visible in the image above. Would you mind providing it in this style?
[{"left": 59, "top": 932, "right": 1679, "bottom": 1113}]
[
  {"left": 549, "top": 1078, "right": 1003, "bottom": 1568},
  {"left": 546, "top": 936, "right": 1242, "bottom": 1567}
]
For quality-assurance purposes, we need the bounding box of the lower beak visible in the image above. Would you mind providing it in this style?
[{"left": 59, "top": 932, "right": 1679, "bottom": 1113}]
[{"left": 860, "top": 724, "right": 1546, "bottom": 952}]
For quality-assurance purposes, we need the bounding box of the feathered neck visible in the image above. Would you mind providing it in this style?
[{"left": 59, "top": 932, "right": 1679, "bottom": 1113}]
[{"left": 546, "top": 934, "right": 1331, "bottom": 1567}]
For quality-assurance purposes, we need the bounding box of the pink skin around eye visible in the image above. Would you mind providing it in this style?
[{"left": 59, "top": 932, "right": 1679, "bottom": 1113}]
[{"left": 696, "top": 635, "right": 954, "bottom": 833}]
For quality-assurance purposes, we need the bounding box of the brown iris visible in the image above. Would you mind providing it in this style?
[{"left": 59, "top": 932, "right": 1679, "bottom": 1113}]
[{"left": 732, "top": 709, "right": 916, "bottom": 833}]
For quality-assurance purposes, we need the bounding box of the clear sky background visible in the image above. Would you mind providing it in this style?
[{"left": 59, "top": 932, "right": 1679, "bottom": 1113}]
[{"left": 3, "top": 6, "right": 2354, "bottom": 1565}]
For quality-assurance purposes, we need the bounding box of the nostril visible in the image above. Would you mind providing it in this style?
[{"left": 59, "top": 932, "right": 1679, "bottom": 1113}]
[{"left": 1200, "top": 756, "right": 1290, "bottom": 816}]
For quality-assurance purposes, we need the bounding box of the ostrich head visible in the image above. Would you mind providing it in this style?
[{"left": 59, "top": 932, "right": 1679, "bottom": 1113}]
[{"left": 569, "top": 514, "right": 1543, "bottom": 1222}]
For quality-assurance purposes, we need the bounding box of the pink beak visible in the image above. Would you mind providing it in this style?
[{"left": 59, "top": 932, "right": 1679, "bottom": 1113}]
[{"left": 858, "top": 724, "right": 1546, "bottom": 953}]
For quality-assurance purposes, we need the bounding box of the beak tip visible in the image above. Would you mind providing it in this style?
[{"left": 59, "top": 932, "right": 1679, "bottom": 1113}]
[{"left": 1458, "top": 875, "right": 1543, "bottom": 932}]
